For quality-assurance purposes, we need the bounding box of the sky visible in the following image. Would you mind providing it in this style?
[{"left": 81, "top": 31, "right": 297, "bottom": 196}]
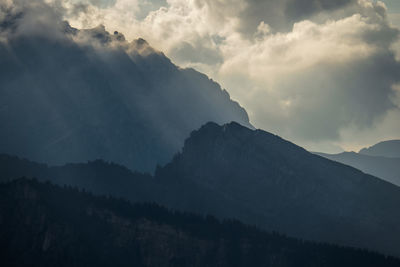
[
  {"left": 385, "top": 0, "right": 400, "bottom": 28},
  {"left": 5, "top": 0, "right": 400, "bottom": 153}
]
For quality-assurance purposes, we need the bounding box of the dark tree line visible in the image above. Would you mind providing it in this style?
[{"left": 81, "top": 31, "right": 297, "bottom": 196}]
[{"left": 1, "top": 178, "right": 399, "bottom": 267}]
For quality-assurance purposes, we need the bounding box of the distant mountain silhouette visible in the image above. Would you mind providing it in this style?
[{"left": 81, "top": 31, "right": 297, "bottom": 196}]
[
  {"left": 314, "top": 151, "right": 400, "bottom": 186},
  {"left": 359, "top": 140, "right": 400, "bottom": 158},
  {"left": 0, "top": 17, "right": 251, "bottom": 172},
  {"left": 2, "top": 122, "right": 400, "bottom": 257},
  {"left": 2, "top": 178, "right": 399, "bottom": 267}
]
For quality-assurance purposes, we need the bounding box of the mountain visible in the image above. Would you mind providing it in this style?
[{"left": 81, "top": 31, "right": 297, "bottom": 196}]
[
  {"left": 157, "top": 122, "right": 400, "bottom": 257},
  {"left": 359, "top": 140, "right": 400, "bottom": 158},
  {"left": 0, "top": 154, "right": 247, "bottom": 221},
  {"left": 0, "top": 8, "right": 251, "bottom": 172},
  {"left": 2, "top": 178, "right": 399, "bottom": 267},
  {"left": 314, "top": 151, "right": 400, "bottom": 186},
  {"left": 3, "top": 122, "right": 400, "bottom": 257}
]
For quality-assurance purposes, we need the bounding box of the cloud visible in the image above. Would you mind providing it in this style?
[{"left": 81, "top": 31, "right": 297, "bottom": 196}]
[
  {"left": 0, "top": 0, "right": 67, "bottom": 39},
  {"left": 218, "top": 10, "right": 400, "bottom": 143},
  {"left": 338, "top": 83, "right": 400, "bottom": 151},
  {"left": 3, "top": 0, "right": 400, "bottom": 152},
  {"left": 229, "top": 0, "right": 357, "bottom": 34},
  {"left": 121, "top": 0, "right": 399, "bottom": 151}
]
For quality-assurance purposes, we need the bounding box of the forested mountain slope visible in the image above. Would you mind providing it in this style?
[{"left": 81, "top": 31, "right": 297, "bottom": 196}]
[{"left": 1, "top": 178, "right": 399, "bottom": 267}]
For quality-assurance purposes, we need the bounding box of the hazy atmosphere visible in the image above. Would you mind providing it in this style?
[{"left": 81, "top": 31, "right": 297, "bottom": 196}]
[
  {"left": 2, "top": 1, "right": 400, "bottom": 265},
  {"left": 13, "top": 0, "right": 399, "bottom": 153}
]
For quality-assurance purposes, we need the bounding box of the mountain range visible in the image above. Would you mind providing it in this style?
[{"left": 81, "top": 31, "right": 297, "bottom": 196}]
[
  {"left": 315, "top": 140, "right": 400, "bottom": 186},
  {"left": 359, "top": 140, "right": 400, "bottom": 158},
  {"left": 2, "top": 122, "right": 400, "bottom": 257},
  {"left": 1, "top": 3, "right": 400, "bottom": 264}
]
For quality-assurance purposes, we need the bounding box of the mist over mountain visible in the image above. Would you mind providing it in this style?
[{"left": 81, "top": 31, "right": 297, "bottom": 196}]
[
  {"left": 315, "top": 151, "right": 400, "bottom": 186},
  {"left": 3, "top": 122, "right": 400, "bottom": 257},
  {"left": 0, "top": 5, "right": 251, "bottom": 172},
  {"left": 2, "top": 1, "right": 400, "bottom": 264},
  {"left": 359, "top": 140, "right": 400, "bottom": 158},
  {"left": 3, "top": 178, "right": 399, "bottom": 267}
]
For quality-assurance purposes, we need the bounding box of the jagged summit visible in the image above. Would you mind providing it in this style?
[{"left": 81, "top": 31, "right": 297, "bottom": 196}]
[
  {"left": 191, "top": 121, "right": 253, "bottom": 138},
  {"left": 183, "top": 121, "right": 306, "bottom": 159},
  {"left": 0, "top": 7, "right": 251, "bottom": 172}
]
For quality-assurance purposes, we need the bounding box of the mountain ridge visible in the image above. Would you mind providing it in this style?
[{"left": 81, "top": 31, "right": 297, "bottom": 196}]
[
  {"left": 158, "top": 122, "right": 400, "bottom": 256},
  {"left": 359, "top": 140, "right": 400, "bottom": 158},
  {"left": 315, "top": 149, "right": 400, "bottom": 186},
  {"left": 2, "top": 121, "right": 400, "bottom": 257}
]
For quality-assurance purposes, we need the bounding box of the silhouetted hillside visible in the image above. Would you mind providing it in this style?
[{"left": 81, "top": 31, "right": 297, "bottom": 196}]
[
  {"left": 359, "top": 140, "right": 400, "bottom": 158},
  {"left": 2, "top": 122, "right": 400, "bottom": 257},
  {"left": 0, "top": 154, "right": 159, "bottom": 203},
  {"left": 158, "top": 122, "right": 400, "bottom": 257},
  {"left": 0, "top": 8, "right": 251, "bottom": 172},
  {"left": 0, "top": 154, "right": 247, "bottom": 220},
  {"left": 315, "top": 151, "right": 400, "bottom": 186},
  {"left": 1, "top": 178, "right": 399, "bottom": 267}
]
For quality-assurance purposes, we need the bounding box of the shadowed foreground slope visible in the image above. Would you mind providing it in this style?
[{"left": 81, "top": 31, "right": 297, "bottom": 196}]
[{"left": 1, "top": 178, "right": 399, "bottom": 267}]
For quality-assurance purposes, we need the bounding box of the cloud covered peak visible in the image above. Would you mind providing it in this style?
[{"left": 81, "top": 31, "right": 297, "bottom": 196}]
[{"left": 0, "top": 0, "right": 251, "bottom": 172}]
